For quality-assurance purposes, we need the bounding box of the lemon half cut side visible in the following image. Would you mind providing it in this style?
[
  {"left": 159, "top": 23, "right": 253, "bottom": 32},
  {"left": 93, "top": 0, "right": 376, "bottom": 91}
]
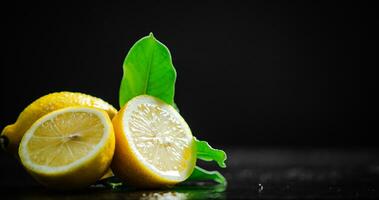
[
  {"left": 111, "top": 95, "right": 196, "bottom": 188},
  {"left": 19, "top": 107, "right": 115, "bottom": 189},
  {"left": 1, "top": 91, "right": 117, "bottom": 154}
]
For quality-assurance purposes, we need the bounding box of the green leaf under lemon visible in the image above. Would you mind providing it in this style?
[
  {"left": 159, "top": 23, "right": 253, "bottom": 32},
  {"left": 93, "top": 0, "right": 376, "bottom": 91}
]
[
  {"left": 195, "top": 137, "right": 227, "bottom": 168},
  {"left": 187, "top": 166, "right": 227, "bottom": 186},
  {"left": 118, "top": 33, "right": 227, "bottom": 186}
]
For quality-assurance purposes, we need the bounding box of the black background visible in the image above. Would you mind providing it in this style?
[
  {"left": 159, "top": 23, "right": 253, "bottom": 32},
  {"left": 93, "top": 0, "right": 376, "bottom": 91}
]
[{"left": 1, "top": 1, "right": 377, "bottom": 148}]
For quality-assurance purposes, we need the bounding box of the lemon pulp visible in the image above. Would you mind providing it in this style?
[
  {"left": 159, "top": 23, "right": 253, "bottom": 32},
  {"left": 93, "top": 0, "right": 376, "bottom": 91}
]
[
  {"left": 128, "top": 102, "right": 192, "bottom": 178},
  {"left": 27, "top": 111, "right": 104, "bottom": 167}
]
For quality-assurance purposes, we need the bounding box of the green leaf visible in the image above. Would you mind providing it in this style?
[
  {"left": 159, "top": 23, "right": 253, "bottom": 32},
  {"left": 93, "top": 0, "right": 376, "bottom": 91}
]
[
  {"left": 186, "top": 166, "right": 227, "bottom": 186},
  {"left": 95, "top": 176, "right": 123, "bottom": 189},
  {"left": 119, "top": 33, "right": 176, "bottom": 108},
  {"left": 195, "top": 138, "right": 227, "bottom": 168}
]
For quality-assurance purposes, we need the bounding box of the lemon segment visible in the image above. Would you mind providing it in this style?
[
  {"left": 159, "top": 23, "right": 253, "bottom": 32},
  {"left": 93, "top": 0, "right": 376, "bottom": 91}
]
[
  {"left": 19, "top": 107, "right": 115, "bottom": 189},
  {"left": 111, "top": 95, "right": 196, "bottom": 188}
]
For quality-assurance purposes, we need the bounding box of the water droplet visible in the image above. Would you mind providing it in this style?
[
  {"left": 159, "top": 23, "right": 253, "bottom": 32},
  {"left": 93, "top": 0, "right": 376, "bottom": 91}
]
[{"left": 257, "top": 183, "right": 264, "bottom": 193}]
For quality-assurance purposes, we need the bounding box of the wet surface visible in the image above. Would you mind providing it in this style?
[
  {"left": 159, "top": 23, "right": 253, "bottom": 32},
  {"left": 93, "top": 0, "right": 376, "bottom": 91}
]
[{"left": 1, "top": 148, "right": 379, "bottom": 199}]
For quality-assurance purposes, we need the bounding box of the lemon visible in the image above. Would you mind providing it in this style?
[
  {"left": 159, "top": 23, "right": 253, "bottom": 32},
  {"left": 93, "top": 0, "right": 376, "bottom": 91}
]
[
  {"left": 1, "top": 92, "right": 117, "bottom": 153},
  {"left": 18, "top": 107, "right": 115, "bottom": 189},
  {"left": 111, "top": 95, "right": 196, "bottom": 188}
]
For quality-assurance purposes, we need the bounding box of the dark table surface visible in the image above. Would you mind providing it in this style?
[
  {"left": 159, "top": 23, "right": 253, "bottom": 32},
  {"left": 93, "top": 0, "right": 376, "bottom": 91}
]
[{"left": 1, "top": 148, "right": 379, "bottom": 199}]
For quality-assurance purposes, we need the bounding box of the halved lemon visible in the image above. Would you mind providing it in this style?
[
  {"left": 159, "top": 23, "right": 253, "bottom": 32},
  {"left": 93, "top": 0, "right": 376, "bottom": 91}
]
[
  {"left": 111, "top": 95, "right": 196, "bottom": 188},
  {"left": 18, "top": 107, "right": 115, "bottom": 189}
]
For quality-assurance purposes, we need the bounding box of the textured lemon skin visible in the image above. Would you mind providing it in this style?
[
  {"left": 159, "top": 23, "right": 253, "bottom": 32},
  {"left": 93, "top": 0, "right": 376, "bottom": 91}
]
[
  {"left": 18, "top": 107, "right": 115, "bottom": 190},
  {"left": 111, "top": 96, "right": 197, "bottom": 188},
  {"left": 1, "top": 92, "right": 117, "bottom": 153}
]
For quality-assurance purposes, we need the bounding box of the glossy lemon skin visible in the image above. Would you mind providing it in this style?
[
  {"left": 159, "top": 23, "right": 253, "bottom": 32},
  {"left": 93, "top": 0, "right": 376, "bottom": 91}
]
[{"left": 1, "top": 92, "right": 117, "bottom": 153}]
